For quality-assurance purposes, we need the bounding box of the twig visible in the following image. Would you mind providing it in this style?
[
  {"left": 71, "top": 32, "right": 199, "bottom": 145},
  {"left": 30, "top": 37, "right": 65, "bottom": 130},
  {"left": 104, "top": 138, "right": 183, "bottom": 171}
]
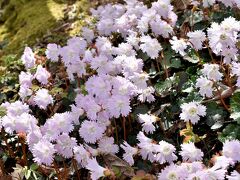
[
  {"left": 72, "top": 159, "right": 81, "bottom": 180},
  {"left": 122, "top": 116, "right": 127, "bottom": 141},
  {"left": 113, "top": 119, "right": 119, "bottom": 145}
]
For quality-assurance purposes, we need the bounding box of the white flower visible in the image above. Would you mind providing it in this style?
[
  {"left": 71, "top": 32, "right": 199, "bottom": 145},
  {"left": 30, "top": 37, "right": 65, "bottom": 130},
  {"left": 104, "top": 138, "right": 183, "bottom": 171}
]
[
  {"left": 137, "top": 131, "right": 156, "bottom": 162},
  {"left": 98, "top": 137, "right": 119, "bottom": 154},
  {"left": 74, "top": 145, "right": 90, "bottom": 167},
  {"left": 140, "top": 35, "right": 162, "bottom": 59},
  {"left": 21, "top": 47, "right": 36, "bottom": 69},
  {"left": 155, "top": 141, "right": 177, "bottom": 164},
  {"left": 213, "top": 156, "right": 235, "bottom": 169},
  {"left": 33, "top": 89, "right": 53, "bottom": 110},
  {"left": 201, "top": 64, "right": 223, "bottom": 81},
  {"left": 196, "top": 76, "right": 214, "bottom": 97},
  {"left": 180, "top": 102, "right": 206, "bottom": 124},
  {"left": 138, "top": 114, "right": 157, "bottom": 134},
  {"left": 203, "top": 0, "right": 216, "bottom": 7},
  {"left": 86, "top": 158, "right": 107, "bottom": 180},
  {"left": 180, "top": 142, "right": 204, "bottom": 162},
  {"left": 222, "top": 140, "right": 240, "bottom": 162},
  {"left": 79, "top": 120, "right": 105, "bottom": 143},
  {"left": 227, "top": 170, "right": 240, "bottom": 180},
  {"left": 206, "top": 166, "right": 227, "bottom": 180},
  {"left": 34, "top": 65, "right": 51, "bottom": 85},
  {"left": 120, "top": 141, "right": 138, "bottom": 166},
  {"left": 170, "top": 36, "right": 188, "bottom": 56},
  {"left": 32, "top": 140, "right": 56, "bottom": 166},
  {"left": 55, "top": 133, "right": 77, "bottom": 158},
  {"left": 82, "top": 27, "right": 94, "bottom": 43},
  {"left": 137, "top": 87, "right": 155, "bottom": 103},
  {"left": 187, "top": 30, "right": 206, "bottom": 50},
  {"left": 45, "top": 43, "right": 60, "bottom": 62}
]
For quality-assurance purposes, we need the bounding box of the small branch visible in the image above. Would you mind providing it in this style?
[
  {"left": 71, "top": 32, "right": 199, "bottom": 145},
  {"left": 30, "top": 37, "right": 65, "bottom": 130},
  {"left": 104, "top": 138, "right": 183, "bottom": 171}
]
[
  {"left": 122, "top": 116, "right": 127, "bottom": 141},
  {"left": 113, "top": 119, "right": 119, "bottom": 145},
  {"left": 72, "top": 159, "right": 81, "bottom": 180}
]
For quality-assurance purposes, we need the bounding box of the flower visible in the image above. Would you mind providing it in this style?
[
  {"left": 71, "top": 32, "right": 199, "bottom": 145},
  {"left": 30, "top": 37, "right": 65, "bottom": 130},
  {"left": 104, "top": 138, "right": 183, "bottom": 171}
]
[
  {"left": 187, "top": 30, "right": 206, "bottom": 50},
  {"left": 180, "top": 102, "right": 206, "bottom": 124},
  {"left": 5, "top": 101, "right": 29, "bottom": 117},
  {"left": 19, "top": 71, "right": 33, "bottom": 88},
  {"left": 170, "top": 36, "right": 188, "bottom": 56},
  {"left": 138, "top": 114, "right": 157, "bottom": 134},
  {"left": 74, "top": 145, "right": 90, "bottom": 167},
  {"left": 67, "top": 37, "right": 87, "bottom": 56},
  {"left": 2, "top": 112, "right": 37, "bottom": 134},
  {"left": 201, "top": 64, "right": 223, "bottom": 81},
  {"left": 86, "top": 158, "right": 107, "bottom": 180},
  {"left": 42, "top": 112, "right": 74, "bottom": 141},
  {"left": 227, "top": 170, "right": 240, "bottom": 180},
  {"left": 90, "top": 54, "right": 113, "bottom": 75},
  {"left": 137, "top": 87, "right": 155, "bottom": 103},
  {"left": 203, "top": 0, "right": 216, "bottom": 7},
  {"left": 98, "top": 137, "right": 119, "bottom": 154},
  {"left": 150, "top": 16, "right": 173, "bottom": 38},
  {"left": 82, "top": 27, "right": 94, "bottom": 43},
  {"left": 222, "top": 140, "right": 240, "bottom": 162},
  {"left": 21, "top": 47, "right": 36, "bottom": 69},
  {"left": 45, "top": 43, "right": 60, "bottom": 62},
  {"left": 120, "top": 141, "right": 138, "bottom": 166},
  {"left": 107, "top": 94, "right": 131, "bottom": 118},
  {"left": 27, "top": 125, "right": 42, "bottom": 151},
  {"left": 32, "top": 139, "right": 56, "bottom": 166},
  {"left": 33, "top": 89, "right": 53, "bottom": 110},
  {"left": 180, "top": 142, "right": 203, "bottom": 162},
  {"left": 213, "top": 156, "right": 235, "bottom": 169},
  {"left": 196, "top": 76, "right": 214, "bottom": 97},
  {"left": 137, "top": 131, "right": 156, "bottom": 162},
  {"left": 206, "top": 166, "right": 227, "bottom": 180},
  {"left": 140, "top": 35, "right": 162, "bottom": 59},
  {"left": 180, "top": 162, "right": 204, "bottom": 174},
  {"left": 55, "top": 133, "right": 77, "bottom": 158},
  {"left": 187, "top": 170, "right": 209, "bottom": 180},
  {"left": 158, "top": 164, "right": 188, "bottom": 180},
  {"left": 155, "top": 141, "right": 178, "bottom": 164},
  {"left": 79, "top": 120, "right": 105, "bottom": 143},
  {"left": 19, "top": 86, "right": 32, "bottom": 99},
  {"left": 34, "top": 65, "right": 51, "bottom": 85}
]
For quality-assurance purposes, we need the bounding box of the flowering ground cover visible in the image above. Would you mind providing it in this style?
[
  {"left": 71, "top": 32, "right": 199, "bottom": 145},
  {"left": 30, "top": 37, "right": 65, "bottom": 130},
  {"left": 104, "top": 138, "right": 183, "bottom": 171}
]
[{"left": 0, "top": 0, "right": 240, "bottom": 179}]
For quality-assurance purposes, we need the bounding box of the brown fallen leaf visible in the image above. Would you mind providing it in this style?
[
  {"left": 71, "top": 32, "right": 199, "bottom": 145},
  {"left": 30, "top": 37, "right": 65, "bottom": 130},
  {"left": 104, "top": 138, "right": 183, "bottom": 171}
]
[{"left": 102, "top": 153, "right": 135, "bottom": 178}]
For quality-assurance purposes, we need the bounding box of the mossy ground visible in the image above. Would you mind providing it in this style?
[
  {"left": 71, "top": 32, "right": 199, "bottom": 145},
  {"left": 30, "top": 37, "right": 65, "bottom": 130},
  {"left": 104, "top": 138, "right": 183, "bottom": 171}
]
[{"left": 0, "top": 0, "right": 90, "bottom": 57}]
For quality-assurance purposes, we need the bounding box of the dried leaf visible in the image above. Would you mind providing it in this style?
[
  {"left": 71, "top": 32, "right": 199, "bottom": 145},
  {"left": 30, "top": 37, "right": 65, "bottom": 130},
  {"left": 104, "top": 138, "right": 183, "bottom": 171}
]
[{"left": 102, "top": 154, "right": 135, "bottom": 178}]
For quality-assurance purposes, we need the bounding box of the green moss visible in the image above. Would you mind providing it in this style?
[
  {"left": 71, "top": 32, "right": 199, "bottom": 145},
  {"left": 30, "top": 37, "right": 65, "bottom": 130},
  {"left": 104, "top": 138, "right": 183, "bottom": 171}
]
[
  {"left": 0, "top": 0, "right": 66, "bottom": 55},
  {"left": 0, "top": 0, "right": 94, "bottom": 57}
]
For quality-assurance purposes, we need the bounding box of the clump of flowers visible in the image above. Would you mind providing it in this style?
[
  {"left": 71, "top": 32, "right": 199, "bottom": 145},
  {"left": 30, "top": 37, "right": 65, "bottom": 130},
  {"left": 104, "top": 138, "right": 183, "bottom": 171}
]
[{"left": 0, "top": 0, "right": 240, "bottom": 179}]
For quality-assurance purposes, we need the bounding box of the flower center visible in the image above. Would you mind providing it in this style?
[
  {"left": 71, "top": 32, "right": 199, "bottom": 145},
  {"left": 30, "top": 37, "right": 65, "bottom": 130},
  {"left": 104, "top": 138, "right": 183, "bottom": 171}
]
[
  {"left": 189, "top": 107, "right": 197, "bottom": 115},
  {"left": 167, "top": 172, "right": 178, "bottom": 180}
]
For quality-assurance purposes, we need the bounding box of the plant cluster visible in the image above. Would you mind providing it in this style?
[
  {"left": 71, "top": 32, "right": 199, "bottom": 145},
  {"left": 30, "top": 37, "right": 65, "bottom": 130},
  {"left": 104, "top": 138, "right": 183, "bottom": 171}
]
[{"left": 0, "top": 0, "right": 240, "bottom": 179}]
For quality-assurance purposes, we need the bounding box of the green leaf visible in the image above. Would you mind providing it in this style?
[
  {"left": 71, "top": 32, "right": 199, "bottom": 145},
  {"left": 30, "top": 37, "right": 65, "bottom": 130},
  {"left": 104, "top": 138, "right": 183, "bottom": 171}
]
[
  {"left": 230, "top": 92, "right": 240, "bottom": 124},
  {"left": 183, "top": 48, "right": 200, "bottom": 63},
  {"left": 30, "top": 163, "right": 38, "bottom": 171},
  {"left": 230, "top": 112, "right": 240, "bottom": 124},
  {"left": 133, "top": 104, "right": 149, "bottom": 118},
  {"left": 154, "top": 75, "right": 179, "bottom": 97},
  {"left": 25, "top": 170, "right": 31, "bottom": 179},
  {"left": 206, "top": 102, "right": 226, "bottom": 128},
  {"left": 230, "top": 92, "right": 240, "bottom": 112},
  {"left": 218, "top": 124, "right": 240, "bottom": 142},
  {"left": 0, "top": 106, "right": 6, "bottom": 117},
  {"left": 137, "top": 50, "right": 150, "bottom": 61}
]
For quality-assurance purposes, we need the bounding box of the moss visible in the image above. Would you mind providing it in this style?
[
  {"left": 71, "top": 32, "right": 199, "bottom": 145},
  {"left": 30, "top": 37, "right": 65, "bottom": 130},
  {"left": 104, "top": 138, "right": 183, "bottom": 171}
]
[
  {"left": 0, "top": 0, "right": 66, "bottom": 55},
  {"left": 67, "top": 0, "right": 91, "bottom": 36}
]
